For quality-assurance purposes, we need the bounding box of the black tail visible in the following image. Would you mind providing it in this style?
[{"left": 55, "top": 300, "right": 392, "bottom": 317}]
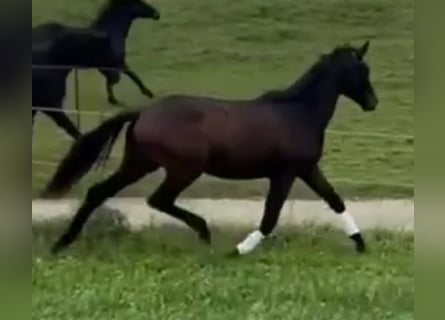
[{"left": 41, "top": 111, "right": 139, "bottom": 198}]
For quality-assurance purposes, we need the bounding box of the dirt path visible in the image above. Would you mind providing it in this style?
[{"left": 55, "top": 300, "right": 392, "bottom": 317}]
[{"left": 32, "top": 198, "right": 414, "bottom": 232}]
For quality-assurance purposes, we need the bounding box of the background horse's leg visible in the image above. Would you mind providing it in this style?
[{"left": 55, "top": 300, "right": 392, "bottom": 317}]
[
  {"left": 43, "top": 109, "right": 81, "bottom": 140},
  {"left": 123, "top": 65, "right": 153, "bottom": 98},
  {"left": 52, "top": 163, "right": 150, "bottom": 253},
  {"left": 100, "top": 69, "right": 122, "bottom": 106},
  {"left": 302, "top": 166, "right": 366, "bottom": 253},
  {"left": 235, "top": 172, "right": 295, "bottom": 255},
  {"left": 147, "top": 169, "right": 210, "bottom": 242}
]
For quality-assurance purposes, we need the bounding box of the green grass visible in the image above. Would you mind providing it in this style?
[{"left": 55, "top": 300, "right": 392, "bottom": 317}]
[
  {"left": 32, "top": 2, "right": 414, "bottom": 317},
  {"left": 32, "top": 2, "right": 413, "bottom": 316},
  {"left": 32, "top": 220, "right": 414, "bottom": 320},
  {"left": 32, "top": 0, "right": 414, "bottom": 199}
]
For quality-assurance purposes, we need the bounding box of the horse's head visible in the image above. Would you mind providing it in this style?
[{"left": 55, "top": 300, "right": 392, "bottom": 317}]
[
  {"left": 331, "top": 41, "right": 378, "bottom": 112},
  {"left": 114, "top": 0, "right": 160, "bottom": 20}
]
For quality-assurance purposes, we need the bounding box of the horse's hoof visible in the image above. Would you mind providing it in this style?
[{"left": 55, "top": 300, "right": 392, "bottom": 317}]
[
  {"left": 351, "top": 233, "right": 366, "bottom": 254},
  {"left": 142, "top": 89, "right": 154, "bottom": 99},
  {"left": 199, "top": 231, "right": 212, "bottom": 245},
  {"left": 51, "top": 243, "right": 64, "bottom": 255},
  {"left": 356, "top": 243, "right": 366, "bottom": 254},
  {"left": 39, "top": 189, "right": 59, "bottom": 200},
  {"left": 39, "top": 191, "right": 51, "bottom": 199}
]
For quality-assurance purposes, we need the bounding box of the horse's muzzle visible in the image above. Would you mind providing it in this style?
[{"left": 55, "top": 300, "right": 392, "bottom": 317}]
[{"left": 363, "top": 94, "right": 378, "bottom": 111}]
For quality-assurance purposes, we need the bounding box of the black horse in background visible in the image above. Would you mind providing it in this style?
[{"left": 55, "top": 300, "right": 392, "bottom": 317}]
[
  {"left": 33, "top": 29, "right": 117, "bottom": 140},
  {"left": 33, "top": 0, "right": 160, "bottom": 106}
]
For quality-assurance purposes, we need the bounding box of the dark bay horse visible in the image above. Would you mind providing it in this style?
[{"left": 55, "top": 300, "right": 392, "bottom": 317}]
[
  {"left": 32, "top": 29, "right": 117, "bottom": 140},
  {"left": 43, "top": 42, "right": 378, "bottom": 255},
  {"left": 33, "top": 0, "right": 160, "bottom": 106}
]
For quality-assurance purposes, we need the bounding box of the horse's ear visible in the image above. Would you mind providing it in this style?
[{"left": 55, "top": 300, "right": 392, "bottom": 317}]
[{"left": 357, "top": 41, "right": 370, "bottom": 60}]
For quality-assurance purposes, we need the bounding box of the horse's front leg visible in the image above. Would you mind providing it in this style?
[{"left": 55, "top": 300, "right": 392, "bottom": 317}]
[
  {"left": 123, "top": 65, "right": 154, "bottom": 99},
  {"left": 302, "top": 166, "right": 366, "bottom": 253},
  {"left": 232, "top": 171, "right": 295, "bottom": 256}
]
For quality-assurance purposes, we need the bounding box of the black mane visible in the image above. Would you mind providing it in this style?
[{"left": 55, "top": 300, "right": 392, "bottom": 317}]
[
  {"left": 92, "top": 0, "right": 128, "bottom": 26},
  {"left": 257, "top": 45, "right": 355, "bottom": 103}
]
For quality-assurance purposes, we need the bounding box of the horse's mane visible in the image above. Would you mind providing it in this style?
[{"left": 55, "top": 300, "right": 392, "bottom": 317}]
[
  {"left": 92, "top": 0, "right": 129, "bottom": 26},
  {"left": 257, "top": 45, "right": 354, "bottom": 103}
]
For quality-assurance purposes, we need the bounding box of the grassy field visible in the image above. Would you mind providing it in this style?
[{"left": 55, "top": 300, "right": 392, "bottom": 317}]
[
  {"left": 32, "top": 220, "right": 413, "bottom": 320},
  {"left": 31, "top": 0, "right": 414, "bottom": 199},
  {"left": 32, "top": 2, "right": 414, "bottom": 318}
]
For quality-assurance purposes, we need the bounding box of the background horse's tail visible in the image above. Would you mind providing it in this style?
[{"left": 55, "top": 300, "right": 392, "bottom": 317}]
[{"left": 41, "top": 111, "right": 140, "bottom": 198}]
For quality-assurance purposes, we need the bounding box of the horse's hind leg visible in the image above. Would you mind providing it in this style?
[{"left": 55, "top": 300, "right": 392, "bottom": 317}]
[
  {"left": 100, "top": 69, "right": 122, "bottom": 106},
  {"left": 51, "top": 162, "right": 151, "bottom": 254},
  {"left": 147, "top": 170, "right": 210, "bottom": 243},
  {"left": 301, "top": 166, "right": 366, "bottom": 253},
  {"left": 44, "top": 110, "right": 81, "bottom": 141}
]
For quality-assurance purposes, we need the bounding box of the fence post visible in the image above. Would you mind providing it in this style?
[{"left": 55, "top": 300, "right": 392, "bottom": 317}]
[{"left": 73, "top": 68, "right": 80, "bottom": 131}]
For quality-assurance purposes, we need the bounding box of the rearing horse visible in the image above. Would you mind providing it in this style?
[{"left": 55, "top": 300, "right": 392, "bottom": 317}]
[
  {"left": 43, "top": 42, "right": 378, "bottom": 256},
  {"left": 32, "top": 0, "right": 160, "bottom": 106}
]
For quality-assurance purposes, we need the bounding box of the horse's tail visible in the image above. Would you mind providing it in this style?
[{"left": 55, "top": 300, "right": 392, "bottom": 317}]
[{"left": 41, "top": 110, "right": 140, "bottom": 198}]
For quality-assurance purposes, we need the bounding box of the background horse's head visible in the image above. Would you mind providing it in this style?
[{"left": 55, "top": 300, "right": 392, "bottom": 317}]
[
  {"left": 109, "top": 0, "right": 160, "bottom": 21},
  {"left": 329, "top": 41, "right": 378, "bottom": 111}
]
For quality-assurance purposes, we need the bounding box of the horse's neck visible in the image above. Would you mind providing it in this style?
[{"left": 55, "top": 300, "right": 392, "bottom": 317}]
[
  {"left": 293, "top": 73, "right": 341, "bottom": 131},
  {"left": 92, "top": 13, "right": 134, "bottom": 40}
]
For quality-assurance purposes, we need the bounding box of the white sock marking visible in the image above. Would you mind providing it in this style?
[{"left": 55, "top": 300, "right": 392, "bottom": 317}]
[
  {"left": 340, "top": 211, "right": 360, "bottom": 236},
  {"left": 236, "top": 230, "right": 265, "bottom": 255}
]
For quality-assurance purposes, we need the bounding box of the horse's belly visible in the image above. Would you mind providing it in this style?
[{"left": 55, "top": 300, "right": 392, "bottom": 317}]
[
  {"left": 205, "top": 149, "right": 276, "bottom": 179},
  {"left": 206, "top": 166, "right": 268, "bottom": 180}
]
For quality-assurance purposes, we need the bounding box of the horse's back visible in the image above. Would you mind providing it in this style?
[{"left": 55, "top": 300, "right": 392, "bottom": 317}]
[
  {"left": 132, "top": 94, "right": 298, "bottom": 177},
  {"left": 33, "top": 23, "right": 66, "bottom": 43},
  {"left": 140, "top": 94, "right": 254, "bottom": 125},
  {"left": 32, "top": 23, "right": 92, "bottom": 47},
  {"left": 33, "top": 22, "right": 115, "bottom": 69},
  {"left": 150, "top": 94, "right": 249, "bottom": 111}
]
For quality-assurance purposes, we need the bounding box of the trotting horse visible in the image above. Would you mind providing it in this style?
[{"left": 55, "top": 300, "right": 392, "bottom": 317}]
[
  {"left": 32, "top": 0, "right": 160, "bottom": 106},
  {"left": 42, "top": 42, "right": 378, "bottom": 255}
]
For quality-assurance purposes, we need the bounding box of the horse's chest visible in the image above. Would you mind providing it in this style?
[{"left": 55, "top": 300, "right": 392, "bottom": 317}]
[
  {"left": 285, "top": 124, "right": 324, "bottom": 155},
  {"left": 110, "top": 39, "right": 126, "bottom": 59},
  {"left": 288, "top": 138, "right": 322, "bottom": 158}
]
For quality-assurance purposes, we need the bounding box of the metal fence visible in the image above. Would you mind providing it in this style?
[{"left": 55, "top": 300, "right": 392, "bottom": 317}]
[{"left": 32, "top": 64, "right": 127, "bottom": 128}]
